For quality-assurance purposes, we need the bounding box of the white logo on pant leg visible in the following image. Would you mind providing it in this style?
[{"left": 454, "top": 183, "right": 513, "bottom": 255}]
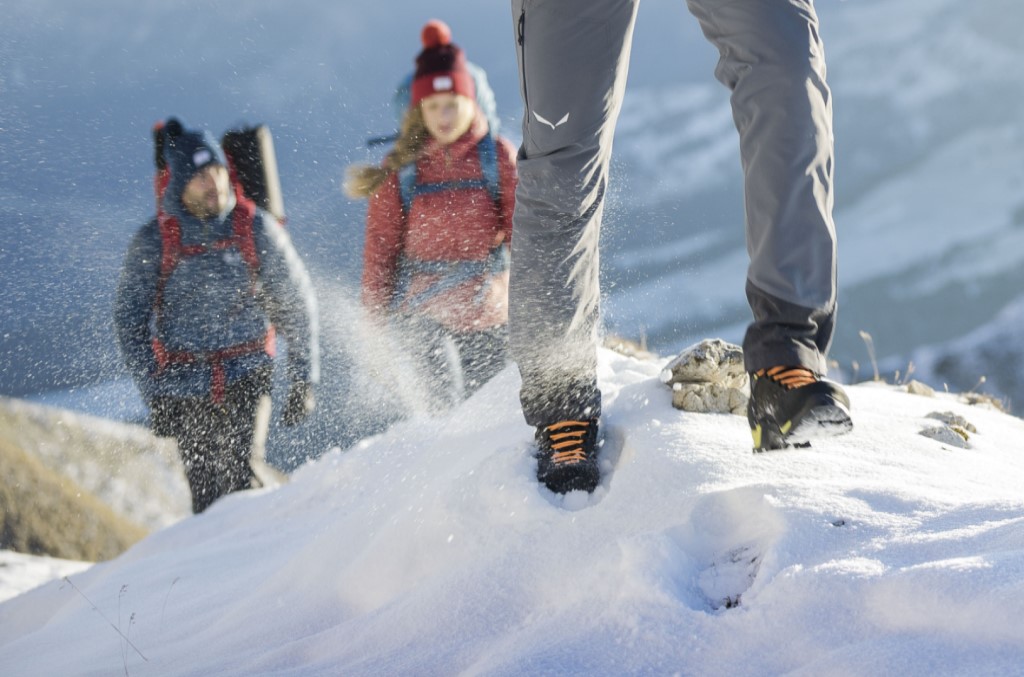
[{"left": 532, "top": 110, "right": 570, "bottom": 130}]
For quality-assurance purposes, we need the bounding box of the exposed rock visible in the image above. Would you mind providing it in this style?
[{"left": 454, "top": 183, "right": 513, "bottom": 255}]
[
  {"left": 919, "top": 425, "right": 971, "bottom": 449},
  {"left": 959, "top": 392, "right": 1007, "bottom": 412},
  {"left": 906, "top": 380, "right": 936, "bottom": 397},
  {"left": 1, "top": 435, "right": 147, "bottom": 561},
  {"left": 0, "top": 397, "right": 190, "bottom": 530},
  {"left": 662, "top": 339, "right": 749, "bottom": 415},
  {"left": 926, "top": 411, "right": 977, "bottom": 434},
  {"left": 671, "top": 382, "right": 748, "bottom": 416},
  {"left": 1, "top": 396, "right": 193, "bottom": 562},
  {"left": 661, "top": 339, "right": 747, "bottom": 388}
]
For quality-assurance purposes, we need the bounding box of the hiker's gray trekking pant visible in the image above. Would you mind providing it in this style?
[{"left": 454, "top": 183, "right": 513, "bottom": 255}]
[{"left": 509, "top": 0, "right": 838, "bottom": 426}]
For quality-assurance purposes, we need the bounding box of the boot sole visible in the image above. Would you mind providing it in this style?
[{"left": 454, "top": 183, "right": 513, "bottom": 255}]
[
  {"left": 539, "top": 464, "right": 600, "bottom": 494},
  {"left": 752, "top": 400, "right": 853, "bottom": 452},
  {"left": 786, "top": 403, "right": 853, "bottom": 445}
]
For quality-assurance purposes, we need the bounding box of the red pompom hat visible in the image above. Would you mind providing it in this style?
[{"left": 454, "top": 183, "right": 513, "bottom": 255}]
[{"left": 410, "top": 20, "right": 476, "bottom": 107}]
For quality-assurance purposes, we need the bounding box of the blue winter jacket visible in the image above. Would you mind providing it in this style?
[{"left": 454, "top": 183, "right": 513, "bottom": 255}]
[{"left": 114, "top": 188, "right": 320, "bottom": 402}]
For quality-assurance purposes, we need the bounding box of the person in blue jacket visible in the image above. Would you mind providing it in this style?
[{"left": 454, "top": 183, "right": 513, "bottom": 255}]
[{"left": 114, "top": 119, "right": 319, "bottom": 514}]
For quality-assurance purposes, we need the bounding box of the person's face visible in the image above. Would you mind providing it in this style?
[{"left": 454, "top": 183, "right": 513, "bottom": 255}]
[
  {"left": 181, "top": 163, "right": 231, "bottom": 218},
  {"left": 421, "top": 92, "right": 476, "bottom": 146}
]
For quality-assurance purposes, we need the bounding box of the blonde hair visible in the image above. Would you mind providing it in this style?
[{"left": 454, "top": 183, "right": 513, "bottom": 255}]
[{"left": 344, "top": 106, "right": 429, "bottom": 199}]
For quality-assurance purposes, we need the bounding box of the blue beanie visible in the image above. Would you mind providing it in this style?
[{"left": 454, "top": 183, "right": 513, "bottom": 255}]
[{"left": 162, "top": 118, "right": 228, "bottom": 195}]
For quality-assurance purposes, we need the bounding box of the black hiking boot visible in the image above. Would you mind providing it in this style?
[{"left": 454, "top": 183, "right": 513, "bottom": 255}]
[
  {"left": 748, "top": 367, "right": 852, "bottom": 452},
  {"left": 535, "top": 419, "right": 600, "bottom": 494}
]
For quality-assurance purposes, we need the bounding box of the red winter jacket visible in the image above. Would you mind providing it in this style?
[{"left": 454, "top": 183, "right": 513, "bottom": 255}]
[{"left": 362, "top": 115, "right": 517, "bottom": 333}]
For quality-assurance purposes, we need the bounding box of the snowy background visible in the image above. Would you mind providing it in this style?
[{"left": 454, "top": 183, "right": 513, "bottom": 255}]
[{"left": 2, "top": 349, "right": 1024, "bottom": 675}]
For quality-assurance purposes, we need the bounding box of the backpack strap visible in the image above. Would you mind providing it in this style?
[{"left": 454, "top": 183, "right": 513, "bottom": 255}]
[
  {"left": 397, "top": 133, "right": 502, "bottom": 216},
  {"left": 393, "top": 242, "right": 509, "bottom": 312},
  {"left": 390, "top": 133, "right": 506, "bottom": 311},
  {"left": 153, "top": 332, "right": 273, "bottom": 403},
  {"left": 397, "top": 162, "right": 418, "bottom": 216},
  {"left": 151, "top": 197, "right": 269, "bottom": 402},
  {"left": 228, "top": 191, "right": 261, "bottom": 276},
  {"left": 155, "top": 211, "right": 184, "bottom": 321},
  {"left": 475, "top": 133, "right": 501, "bottom": 209},
  {"left": 156, "top": 194, "right": 260, "bottom": 292},
  {"left": 154, "top": 167, "right": 170, "bottom": 212}
]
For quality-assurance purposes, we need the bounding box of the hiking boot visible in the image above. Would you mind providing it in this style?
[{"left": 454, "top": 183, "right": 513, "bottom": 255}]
[
  {"left": 535, "top": 419, "right": 600, "bottom": 494},
  {"left": 748, "top": 366, "right": 852, "bottom": 452}
]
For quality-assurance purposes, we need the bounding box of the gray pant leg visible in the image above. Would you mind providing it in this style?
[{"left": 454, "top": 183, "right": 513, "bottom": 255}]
[
  {"left": 686, "top": 0, "right": 838, "bottom": 374},
  {"left": 510, "top": 0, "right": 639, "bottom": 426}
]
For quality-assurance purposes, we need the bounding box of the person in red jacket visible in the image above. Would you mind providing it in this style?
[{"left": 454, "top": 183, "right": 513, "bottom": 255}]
[{"left": 346, "top": 20, "right": 517, "bottom": 411}]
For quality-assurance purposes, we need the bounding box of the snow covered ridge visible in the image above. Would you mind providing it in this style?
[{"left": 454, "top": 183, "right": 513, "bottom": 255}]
[{"left": 1, "top": 348, "right": 1023, "bottom": 675}]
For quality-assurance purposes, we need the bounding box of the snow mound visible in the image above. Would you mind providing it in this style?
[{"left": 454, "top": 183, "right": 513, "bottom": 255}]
[{"left": 1, "top": 349, "right": 1023, "bottom": 675}]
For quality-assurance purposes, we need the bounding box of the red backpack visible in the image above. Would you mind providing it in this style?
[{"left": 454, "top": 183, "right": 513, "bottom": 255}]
[{"left": 149, "top": 119, "right": 276, "bottom": 402}]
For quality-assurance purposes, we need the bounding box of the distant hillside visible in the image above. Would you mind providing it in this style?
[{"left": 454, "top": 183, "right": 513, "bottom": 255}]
[
  {"left": 904, "top": 295, "right": 1024, "bottom": 415},
  {"left": 0, "top": 397, "right": 191, "bottom": 561}
]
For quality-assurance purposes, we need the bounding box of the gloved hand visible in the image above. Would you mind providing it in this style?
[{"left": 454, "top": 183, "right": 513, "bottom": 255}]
[{"left": 281, "top": 381, "right": 315, "bottom": 426}]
